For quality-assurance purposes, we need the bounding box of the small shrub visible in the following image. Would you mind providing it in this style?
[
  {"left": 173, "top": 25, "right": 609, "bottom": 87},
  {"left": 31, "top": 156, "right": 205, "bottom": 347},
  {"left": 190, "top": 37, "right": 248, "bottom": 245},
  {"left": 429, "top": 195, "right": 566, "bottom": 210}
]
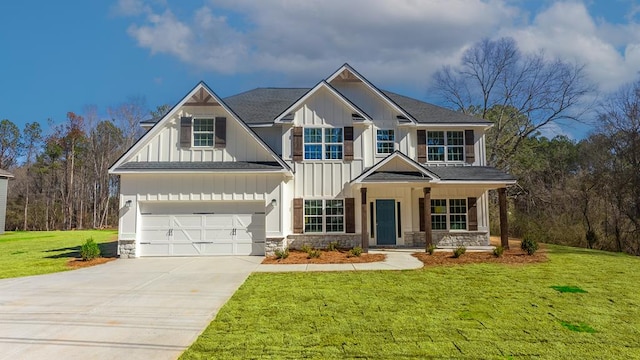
[
  {"left": 307, "top": 249, "right": 321, "bottom": 259},
  {"left": 327, "top": 241, "right": 339, "bottom": 251},
  {"left": 274, "top": 248, "right": 289, "bottom": 260},
  {"left": 493, "top": 245, "right": 504, "bottom": 258},
  {"left": 452, "top": 246, "right": 466, "bottom": 258},
  {"left": 301, "top": 244, "right": 312, "bottom": 253},
  {"left": 521, "top": 235, "right": 539, "bottom": 255},
  {"left": 427, "top": 244, "right": 436, "bottom": 255},
  {"left": 348, "top": 246, "right": 363, "bottom": 257},
  {"left": 80, "top": 238, "right": 101, "bottom": 261}
]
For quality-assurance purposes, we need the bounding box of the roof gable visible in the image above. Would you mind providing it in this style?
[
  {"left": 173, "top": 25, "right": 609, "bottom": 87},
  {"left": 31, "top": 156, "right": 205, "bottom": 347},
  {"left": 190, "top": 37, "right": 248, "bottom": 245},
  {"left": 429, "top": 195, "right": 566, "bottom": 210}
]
[
  {"left": 109, "top": 82, "right": 292, "bottom": 174},
  {"left": 327, "top": 63, "right": 416, "bottom": 124},
  {"left": 273, "top": 80, "right": 371, "bottom": 124},
  {"left": 351, "top": 151, "right": 439, "bottom": 183}
]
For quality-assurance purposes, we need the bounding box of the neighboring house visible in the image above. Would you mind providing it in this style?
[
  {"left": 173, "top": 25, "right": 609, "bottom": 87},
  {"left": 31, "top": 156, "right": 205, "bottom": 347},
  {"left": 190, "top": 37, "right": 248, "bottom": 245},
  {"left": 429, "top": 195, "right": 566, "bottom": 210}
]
[
  {"left": 109, "top": 64, "right": 515, "bottom": 258},
  {"left": 0, "top": 169, "right": 14, "bottom": 235}
]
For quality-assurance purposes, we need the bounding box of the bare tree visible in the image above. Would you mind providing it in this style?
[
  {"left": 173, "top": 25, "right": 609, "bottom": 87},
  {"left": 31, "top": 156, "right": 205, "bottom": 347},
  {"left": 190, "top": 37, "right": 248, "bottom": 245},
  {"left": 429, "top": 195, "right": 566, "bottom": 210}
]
[
  {"left": 433, "top": 37, "right": 594, "bottom": 169},
  {"left": 0, "top": 119, "right": 22, "bottom": 169},
  {"left": 109, "top": 96, "right": 148, "bottom": 149},
  {"left": 22, "top": 122, "right": 42, "bottom": 230}
]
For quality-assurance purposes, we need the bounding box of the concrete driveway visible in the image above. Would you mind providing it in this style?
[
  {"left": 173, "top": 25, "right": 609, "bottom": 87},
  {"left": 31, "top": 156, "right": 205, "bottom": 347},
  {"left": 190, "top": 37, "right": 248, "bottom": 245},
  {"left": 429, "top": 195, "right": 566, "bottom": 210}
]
[{"left": 0, "top": 256, "right": 263, "bottom": 360}]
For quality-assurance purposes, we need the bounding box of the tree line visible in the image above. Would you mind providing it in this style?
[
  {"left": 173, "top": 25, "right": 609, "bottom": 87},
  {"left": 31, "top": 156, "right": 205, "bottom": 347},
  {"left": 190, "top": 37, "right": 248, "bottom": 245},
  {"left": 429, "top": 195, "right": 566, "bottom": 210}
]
[
  {"left": 2, "top": 99, "right": 169, "bottom": 231},
  {"left": 435, "top": 37, "right": 640, "bottom": 255}
]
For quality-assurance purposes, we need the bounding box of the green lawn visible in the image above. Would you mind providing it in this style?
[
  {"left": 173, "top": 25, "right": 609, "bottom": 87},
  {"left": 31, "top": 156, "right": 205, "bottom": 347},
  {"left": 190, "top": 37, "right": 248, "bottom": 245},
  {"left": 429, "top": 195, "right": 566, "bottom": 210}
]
[
  {"left": 182, "top": 245, "right": 640, "bottom": 359},
  {"left": 0, "top": 230, "right": 117, "bottom": 279}
]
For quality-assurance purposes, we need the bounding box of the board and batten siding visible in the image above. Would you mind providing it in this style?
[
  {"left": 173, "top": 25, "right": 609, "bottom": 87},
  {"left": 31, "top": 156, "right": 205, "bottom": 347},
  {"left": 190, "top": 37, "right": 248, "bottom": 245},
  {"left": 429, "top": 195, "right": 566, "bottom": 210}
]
[
  {"left": 0, "top": 178, "right": 7, "bottom": 234},
  {"left": 131, "top": 106, "right": 273, "bottom": 163},
  {"left": 118, "top": 173, "right": 285, "bottom": 241}
]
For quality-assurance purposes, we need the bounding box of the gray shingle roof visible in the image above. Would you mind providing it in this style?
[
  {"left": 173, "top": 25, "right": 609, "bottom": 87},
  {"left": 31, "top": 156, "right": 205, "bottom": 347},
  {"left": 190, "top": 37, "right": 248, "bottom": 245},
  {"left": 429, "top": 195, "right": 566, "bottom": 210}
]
[
  {"left": 224, "top": 88, "right": 309, "bottom": 125},
  {"left": 382, "top": 91, "right": 490, "bottom": 124},
  {"left": 363, "top": 171, "right": 432, "bottom": 182},
  {"left": 425, "top": 166, "right": 516, "bottom": 181},
  {"left": 115, "top": 161, "right": 284, "bottom": 171},
  {"left": 0, "top": 169, "right": 13, "bottom": 178}
]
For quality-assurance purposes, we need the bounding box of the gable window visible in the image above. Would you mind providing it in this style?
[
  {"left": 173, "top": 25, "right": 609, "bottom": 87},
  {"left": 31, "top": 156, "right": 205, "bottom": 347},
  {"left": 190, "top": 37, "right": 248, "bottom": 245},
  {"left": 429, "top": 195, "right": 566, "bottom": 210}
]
[
  {"left": 304, "top": 199, "right": 344, "bottom": 233},
  {"left": 376, "top": 129, "right": 395, "bottom": 154},
  {"left": 193, "top": 118, "right": 214, "bottom": 147},
  {"left": 304, "top": 128, "right": 343, "bottom": 160},
  {"left": 427, "top": 131, "right": 464, "bottom": 162}
]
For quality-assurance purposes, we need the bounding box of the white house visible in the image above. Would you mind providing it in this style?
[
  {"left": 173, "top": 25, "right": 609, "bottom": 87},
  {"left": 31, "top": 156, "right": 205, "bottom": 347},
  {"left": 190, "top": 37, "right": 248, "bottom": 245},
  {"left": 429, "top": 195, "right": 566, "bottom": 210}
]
[
  {"left": 0, "top": 169, "right": 13, "bottom": 234},
  {"left": 109, "top": 64, "right": 515, "bottom": 258}
]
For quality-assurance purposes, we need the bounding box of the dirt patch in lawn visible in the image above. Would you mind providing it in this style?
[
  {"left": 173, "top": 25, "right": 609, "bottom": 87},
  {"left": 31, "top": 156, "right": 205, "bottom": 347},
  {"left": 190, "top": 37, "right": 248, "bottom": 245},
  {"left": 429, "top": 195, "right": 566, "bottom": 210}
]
[
  {"left": 67, "top": 257, "right": 117, "bottom": 269},
  {"left": 263, "top": 250, "right": 385, "bottom": 264},
  {"left": 413, "top": 237, "right": 547, "bottom": 266}
]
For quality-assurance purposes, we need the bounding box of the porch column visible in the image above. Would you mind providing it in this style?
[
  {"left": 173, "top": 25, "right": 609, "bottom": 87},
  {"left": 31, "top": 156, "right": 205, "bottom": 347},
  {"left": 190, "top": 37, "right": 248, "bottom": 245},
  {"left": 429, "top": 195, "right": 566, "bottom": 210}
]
[
  {"left": 423, "top": 187, "right": 432, "bottom": 249},
  {"left": 498, "top": 187, "right": 509, "bottom": 250},
  {"left": 361, "top": 187, "right": 369, "bottom": 253}
]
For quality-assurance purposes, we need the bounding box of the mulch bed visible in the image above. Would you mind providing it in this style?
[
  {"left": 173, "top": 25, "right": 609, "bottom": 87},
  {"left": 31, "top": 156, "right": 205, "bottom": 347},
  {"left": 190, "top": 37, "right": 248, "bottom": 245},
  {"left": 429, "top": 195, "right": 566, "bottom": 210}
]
[
  {"left": 413, "top": 247, "right": 547, "bottom": 266},
  {"left": 263, "top": 250, "right": 386, "bottom": 264},
  {"left": 67, "top": 257, "right": 117, "bottom": 269}
]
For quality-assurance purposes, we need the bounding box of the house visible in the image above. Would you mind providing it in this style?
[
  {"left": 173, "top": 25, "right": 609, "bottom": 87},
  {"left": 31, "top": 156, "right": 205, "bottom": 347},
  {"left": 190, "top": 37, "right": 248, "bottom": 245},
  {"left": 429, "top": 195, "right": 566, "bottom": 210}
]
[
  {"left": 108, "top": 64, "right": 515, "bottom": 258},
  {"left": 0, "top": 169, "right": 14, "bottom": 234}
]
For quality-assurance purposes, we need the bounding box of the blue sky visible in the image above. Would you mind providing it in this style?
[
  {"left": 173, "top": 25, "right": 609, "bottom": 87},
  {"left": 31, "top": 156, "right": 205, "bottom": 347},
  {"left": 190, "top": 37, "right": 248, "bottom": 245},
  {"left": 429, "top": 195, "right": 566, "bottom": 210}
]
[{"left": 2, "top": 1, "right": 640, "bottom": 139}]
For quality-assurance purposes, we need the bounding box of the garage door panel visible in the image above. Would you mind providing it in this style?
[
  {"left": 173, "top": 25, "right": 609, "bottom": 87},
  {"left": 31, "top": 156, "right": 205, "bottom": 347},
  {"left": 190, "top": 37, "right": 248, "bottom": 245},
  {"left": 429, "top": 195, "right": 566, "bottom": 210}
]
[{"left": 139, "top": 201, "right": 265, "bottom": 256}]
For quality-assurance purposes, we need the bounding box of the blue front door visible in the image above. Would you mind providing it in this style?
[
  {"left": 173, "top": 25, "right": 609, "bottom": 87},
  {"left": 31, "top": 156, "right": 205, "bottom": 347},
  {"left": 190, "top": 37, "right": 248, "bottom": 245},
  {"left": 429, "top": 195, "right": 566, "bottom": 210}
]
[{"left": 376, "top": 199, "right": 396, "bottom": 245}]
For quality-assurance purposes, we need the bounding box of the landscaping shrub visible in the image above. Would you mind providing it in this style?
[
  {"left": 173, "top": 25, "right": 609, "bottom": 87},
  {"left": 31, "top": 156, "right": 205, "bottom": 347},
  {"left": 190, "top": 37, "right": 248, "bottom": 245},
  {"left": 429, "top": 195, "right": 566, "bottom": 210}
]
[
  {"left": 301, "top": 244, "right": 312, "bottom": 253},
  {"left": 80, "top": 238, "right": 101, "bottom": 261},
  {"left": 327, "top": 241, "right": 339, "bottom": 251},
  {"left": 348, "top": 246, "right": 363, "bottom": 257},
  {"left": 427, "top": 244, "right": 436, "bottom": 255},
  {"left": 493, "top": 245, "right": 504, "bottom": 258},
  {"left": 274, "top": 248, "right": 289, "bottom": 260},
  {"left": 521, "top": 235, "right": 539, "bottom": 255},
  {"left": 452, "top": 246, "right": 466, "bottom": 258},
  {"left": 307, "top": 249, "right": 321, "bottom": 259}
]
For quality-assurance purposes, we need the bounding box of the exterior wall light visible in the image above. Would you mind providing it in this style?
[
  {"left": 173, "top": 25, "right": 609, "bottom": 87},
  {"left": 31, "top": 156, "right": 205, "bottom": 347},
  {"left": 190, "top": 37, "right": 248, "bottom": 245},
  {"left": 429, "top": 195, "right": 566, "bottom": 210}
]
[
  {"left": 125, "top": 200, "right": 132, "bottom": 208},
  {"left": 270, "top": 199, "right": 277, "bottom": 207}
]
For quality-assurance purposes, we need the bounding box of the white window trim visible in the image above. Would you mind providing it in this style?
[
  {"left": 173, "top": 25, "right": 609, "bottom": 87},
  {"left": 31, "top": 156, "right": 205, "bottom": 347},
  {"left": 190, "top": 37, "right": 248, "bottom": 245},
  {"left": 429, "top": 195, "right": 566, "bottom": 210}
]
[
  {"left": 304, "top": 198, "right": 346, "bottom": 234},
  {"left": 430, "top": 198, "right": 467, "bottom": 231},
  {"left": 192, "top": 117, "right": 215, "bottom": 148},
  {"left": 426, "top": 130, "right": 465, "bottom": 163},
  {"left": 376, "top": 128, "right": 395, "bottom": 156},
  {"left": 303, "top": 127, "right": 344, "bottom": 161}
]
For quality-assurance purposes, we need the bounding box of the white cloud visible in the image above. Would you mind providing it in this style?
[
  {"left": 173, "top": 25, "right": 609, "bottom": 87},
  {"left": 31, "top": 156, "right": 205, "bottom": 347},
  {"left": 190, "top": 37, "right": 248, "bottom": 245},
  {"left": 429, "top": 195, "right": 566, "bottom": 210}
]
[{"left": 118, "top": 0, "right": 640, "bottom": 94}]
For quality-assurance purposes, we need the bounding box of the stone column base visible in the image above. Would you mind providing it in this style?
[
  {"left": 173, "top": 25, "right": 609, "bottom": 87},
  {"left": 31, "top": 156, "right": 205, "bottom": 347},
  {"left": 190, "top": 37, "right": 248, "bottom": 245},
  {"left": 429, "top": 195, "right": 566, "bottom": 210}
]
[{"left": 118, "top": 240, "right": 136, "bottom": 258}]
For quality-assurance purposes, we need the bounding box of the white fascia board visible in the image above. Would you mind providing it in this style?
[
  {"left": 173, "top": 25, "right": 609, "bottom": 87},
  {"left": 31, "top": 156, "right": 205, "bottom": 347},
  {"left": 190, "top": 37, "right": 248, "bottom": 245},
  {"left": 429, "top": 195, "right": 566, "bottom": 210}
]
[
  {"left": 110, "top": 169, "right": 291, "bottom": 175},
  {"left": 274, "top": 80, "right": 371, "bottom": 123},
  {"left": 351, "top": 151, "right": 440, "bottom": 183},
  {"left": 410, "top": 123, "right": 493, "bottom": 128},
  {"left": 326, "top": 64, "right": 416, "bottom": 123},
  {"left": 435, "top": 180, "right": 517, "bottom": 186}
]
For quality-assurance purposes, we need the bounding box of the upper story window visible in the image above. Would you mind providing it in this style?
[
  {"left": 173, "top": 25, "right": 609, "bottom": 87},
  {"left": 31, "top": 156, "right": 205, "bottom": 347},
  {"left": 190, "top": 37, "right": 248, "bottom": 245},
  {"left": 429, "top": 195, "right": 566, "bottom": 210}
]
[
  {"left": 304, "top": 128, "right": 343, "bottom": 160},
  {"left": 427, "top": 131, "right": 464, "bottom": 162},
  {"left": 376, "top": 129, "right": 395, "bottom": 154},
  {"left": 193, "top": 118, "right": 214, "bottom": 147}
]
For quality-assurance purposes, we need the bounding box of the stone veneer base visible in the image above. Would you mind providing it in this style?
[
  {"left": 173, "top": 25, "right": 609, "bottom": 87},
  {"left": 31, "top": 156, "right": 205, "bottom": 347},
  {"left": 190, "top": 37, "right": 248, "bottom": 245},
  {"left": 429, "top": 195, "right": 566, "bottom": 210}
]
[
  {"left": 404, "top": 231, "right": 489, "bottom": 248},
  {"left": 118, "top": 239, "right": 136, "bottom": 258}
]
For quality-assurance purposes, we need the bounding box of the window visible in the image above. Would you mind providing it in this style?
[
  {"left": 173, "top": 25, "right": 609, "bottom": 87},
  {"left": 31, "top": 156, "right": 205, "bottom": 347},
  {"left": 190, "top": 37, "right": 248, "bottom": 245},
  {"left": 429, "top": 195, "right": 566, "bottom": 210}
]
[
  {"left": 304, "top": 128, "right": 343, "bottom": 160},
  {"left": 427, "top": 131, "right": 464, "bottom": 162},
  {"left": 304, "top": 199, "right": 344, "bottom": 233},
  {"left": 449, "top": 199, "right": 467, "bottom": 230},
  {"left": 426, "top": 198, "right": 467, "bottom": 230},
  {"left": 193, "top": 118, "right": 214, "bottom": 147},
  {"left": 431, "top": 199, "right": 447, "bottom": 230},
  {"left": 376, "top": 129, "right": 395, "bottom": 154}
]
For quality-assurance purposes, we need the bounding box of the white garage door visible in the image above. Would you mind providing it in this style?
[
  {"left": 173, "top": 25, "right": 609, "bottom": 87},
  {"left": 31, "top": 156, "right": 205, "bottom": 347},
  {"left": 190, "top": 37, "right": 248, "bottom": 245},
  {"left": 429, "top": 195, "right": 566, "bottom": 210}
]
[{"left": 139, "top": 202, "right": 265, "bottom": 256}]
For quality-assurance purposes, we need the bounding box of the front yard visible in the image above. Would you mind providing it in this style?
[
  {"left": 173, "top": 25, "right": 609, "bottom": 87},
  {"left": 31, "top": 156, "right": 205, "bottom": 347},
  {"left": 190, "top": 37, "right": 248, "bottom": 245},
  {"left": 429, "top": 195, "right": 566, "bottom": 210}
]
[
  {"left": 182, "top": 245, "right": 640, "bottom": 359},
  {"left": 0, "top": 230, "right": 117, "bottom": 279}
]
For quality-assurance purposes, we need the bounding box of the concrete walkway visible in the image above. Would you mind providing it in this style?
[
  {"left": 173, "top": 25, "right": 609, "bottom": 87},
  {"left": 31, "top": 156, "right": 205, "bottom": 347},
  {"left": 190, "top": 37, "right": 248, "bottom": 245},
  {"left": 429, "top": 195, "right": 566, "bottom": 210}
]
[
  {"left": 0, "top": 256, "right": 262, "bottom": 360},
  {"left": 255, "top": 249, "right": 424, "bottom": 272}
]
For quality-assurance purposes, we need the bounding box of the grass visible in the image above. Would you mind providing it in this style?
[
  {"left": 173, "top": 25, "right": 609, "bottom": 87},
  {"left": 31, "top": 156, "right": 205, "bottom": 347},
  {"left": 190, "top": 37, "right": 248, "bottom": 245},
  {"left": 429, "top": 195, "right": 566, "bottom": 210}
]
[
  {"left": 0, "top": 230, "right": 117, "bottom": 279},
  {"left": 551, "top": 285, "right": 588, "bottom": 293},
  {"left": 181, "top": 244, "right": 640, "bottom": 359}
]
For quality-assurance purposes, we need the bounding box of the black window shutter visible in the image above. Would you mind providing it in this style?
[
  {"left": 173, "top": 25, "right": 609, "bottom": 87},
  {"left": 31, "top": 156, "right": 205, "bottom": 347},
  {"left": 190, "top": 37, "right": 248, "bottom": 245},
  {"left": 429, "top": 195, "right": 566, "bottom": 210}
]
[
  {"left": 467, "top": 197, "right": 478, "bottom": 231},
  {"left": 344, "top": 126, "right": 354, "bottom": 161},
  {"left": 215, "top": 117, "right": 226, "bottom": 148},
  {"left": 293, "top": 198, "right": 303, "bottom": 233},
  {"left": 292, "top": 127, "right": 303, "bottom": 162},
  {"left": 345, "top": 198, "right": 355, "bottom": 233},
  {"left": 465, "top": 130, "right": 475, "bottom": 164},
  {"left": 417, "top": 130, "right": 427, "bottom": 163},
  {"left": 180, "top": 117, "right": 192, "bottom": 148}
]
